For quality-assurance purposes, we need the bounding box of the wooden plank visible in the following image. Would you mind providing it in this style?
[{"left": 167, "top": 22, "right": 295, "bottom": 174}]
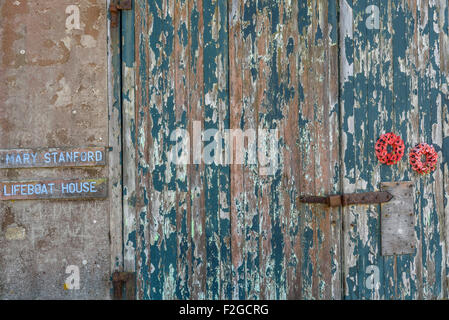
[
  {"left": 0, "top": 178, "right": 108, "bottom": 201},
  {"left": 174, "top": 0, "right": 190, "bottom": 299},
  {"left": 0, "top": 147, "right": 106, "bottom": 169},
  {"left": 439, "top": 0, "right": 449, "bottom": 300},
  {"left": 254, "top": 1, "right": 278, "bottom": 300},
  {"left": 310, "top": 0, "right": 328, "bottom": 298},
  {"left": 229, "top": 0, "right": 245, "bottom": 300},
  {"left": 241, "top": 0, "right": 260, "bottom": 300},
  {"left": 202, "top": 0, "right": 232, "bottom": 300},
  {"left": 415, "top": 0, "right": 446, "bottom": 299},
  {"left": 340, "top": 0, "right": 389, "bottom": 299},
  {"left": 320, "top": 0, "right": 341, "bottom": 299},
  {"left": 147, "top": 0, "right": 178, "bottom": 300},
  {"left": 378, "top": 0, "right": 396, "bottom": 301},
  {"left": 225, "top": 0, "right": 263, "bottom": 300},
  {"left": 339, "top": 0, "right": 355, "bottom": 300},
  {"left": 121, "top": 0, "right": 137, "bottom": 275},
  {"left": 300, "top": 0, "right": 319, "bottom": 299},
  {"left": 107, "top": 0, "right": 123, "bottom": 276},
  {"left": 293, "top": 0, "right": 341, "bottom": 299},
  {"left": 381, "top": 182, "right": 416, "bottom": 256},
  {"left": 282, "top": 0, "right": 299, "bottom": 300},
  {"left": 392, "top": 0, "right": 416, "bottom": 300},
  {"left": 134, "top": 0, "right": 151, "bottom": 300},
  {"left": 406, "top": 0, "right": 423, "bottom": 300},
  {"left": 188, "top": 0, "right": 207, "bottom": 299},
  {"left": 161, "top": 0, "right": 177, "bottom": 300},
  {"left": 312, "top": 0, "right": 341, "bottom": 299}
]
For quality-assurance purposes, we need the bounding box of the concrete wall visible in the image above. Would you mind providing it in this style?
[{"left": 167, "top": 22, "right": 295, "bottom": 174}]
[{"left": 0, "top": 0, "right": 110, "bottom": 299}]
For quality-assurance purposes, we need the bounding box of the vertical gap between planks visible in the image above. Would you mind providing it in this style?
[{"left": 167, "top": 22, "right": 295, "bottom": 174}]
[
  {"left": 336, "top": 0, "right": 346, "bottom": 300},
  {"left": 438, "top": 0, "right": 448, "bottom": 299},
  {"left": 119, "top": 3, "right": 125, "bottom": 274},
  {"left": 338, "top": 0, "right": 348, "bottom": 299},
  {"left": 390, "top": 0, "right": 399, "bottom": 299},
  {"left": 441, "top": 0, "right": 449, "bottom": 298}
]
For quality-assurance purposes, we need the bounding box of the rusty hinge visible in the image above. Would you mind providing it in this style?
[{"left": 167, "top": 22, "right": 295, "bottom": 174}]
[
  {"left": 112, "top": 271, "right": 136, "bottom": 300},
  {"left": 110, "top": 0, "right": 132, "bottom": 28},
  {"left": 299, "top": 191, "right": 393, "bottom": 207}
]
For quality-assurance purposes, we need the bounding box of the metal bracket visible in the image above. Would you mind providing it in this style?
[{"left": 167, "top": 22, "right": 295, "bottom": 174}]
[
  {"left": 299, "top": 191, "right": 393, "bottom": 207},
  {"left": 112, "top": 272, "right": 136, "bottom": 300},
  {"left": 109, "top": 0, "right": 132, "bottom": 28},
  {"left": 380, "top": 182, "right": 416, "bottom": 256}
]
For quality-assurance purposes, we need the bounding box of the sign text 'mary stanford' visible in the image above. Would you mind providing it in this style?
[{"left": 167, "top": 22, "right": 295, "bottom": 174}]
[{"left": 0, "top": 147, "right": 106, "bottom": 169}]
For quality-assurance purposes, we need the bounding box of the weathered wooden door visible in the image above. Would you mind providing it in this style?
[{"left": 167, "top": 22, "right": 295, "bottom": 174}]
[
  {"left": 118, "top": 0, "right": 449, "bottom": 300},
  {"left": 339, "top": 0, "right": 449, "bottom": 299}
]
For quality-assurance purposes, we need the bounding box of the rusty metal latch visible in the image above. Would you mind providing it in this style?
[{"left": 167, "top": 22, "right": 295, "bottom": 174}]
[
  {"left": 112, "top": 271, "right": 136, "bottom": 300},
  {"left": 300, "top": 191, "right": 393, "bottom": 207},
  {"left": 110, "top": 0, "right": 132, "bottom": 28}
]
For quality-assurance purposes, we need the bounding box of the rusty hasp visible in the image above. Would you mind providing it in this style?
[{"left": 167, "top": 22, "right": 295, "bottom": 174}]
[{"left": 300, "top": 191, "right": 393, "bottom": 207}]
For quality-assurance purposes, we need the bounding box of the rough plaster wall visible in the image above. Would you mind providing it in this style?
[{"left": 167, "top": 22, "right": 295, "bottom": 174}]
[{"left": 0, "top": 0, "right": 110, "bottom": 299}]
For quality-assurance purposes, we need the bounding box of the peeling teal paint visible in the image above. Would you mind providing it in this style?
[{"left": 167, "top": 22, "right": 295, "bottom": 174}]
[
  {"left": 118, "top": 0, "right": 449, "bottom": 300},
  {"left": 341, "top": 0, "right": 447, "bottom": 300}
]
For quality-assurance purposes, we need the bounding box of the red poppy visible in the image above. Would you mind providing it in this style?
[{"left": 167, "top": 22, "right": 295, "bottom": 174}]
[
  {"left": 409, "top": 143, "right": 438, "bottom": 175},
  {"left": 375, "top": 133, "right": 405, "bottom": 165}
]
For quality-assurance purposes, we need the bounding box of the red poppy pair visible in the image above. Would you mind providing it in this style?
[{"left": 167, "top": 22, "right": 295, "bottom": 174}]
[{"left": 375, "top": 133, "right": 438, "bottom": 175}]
